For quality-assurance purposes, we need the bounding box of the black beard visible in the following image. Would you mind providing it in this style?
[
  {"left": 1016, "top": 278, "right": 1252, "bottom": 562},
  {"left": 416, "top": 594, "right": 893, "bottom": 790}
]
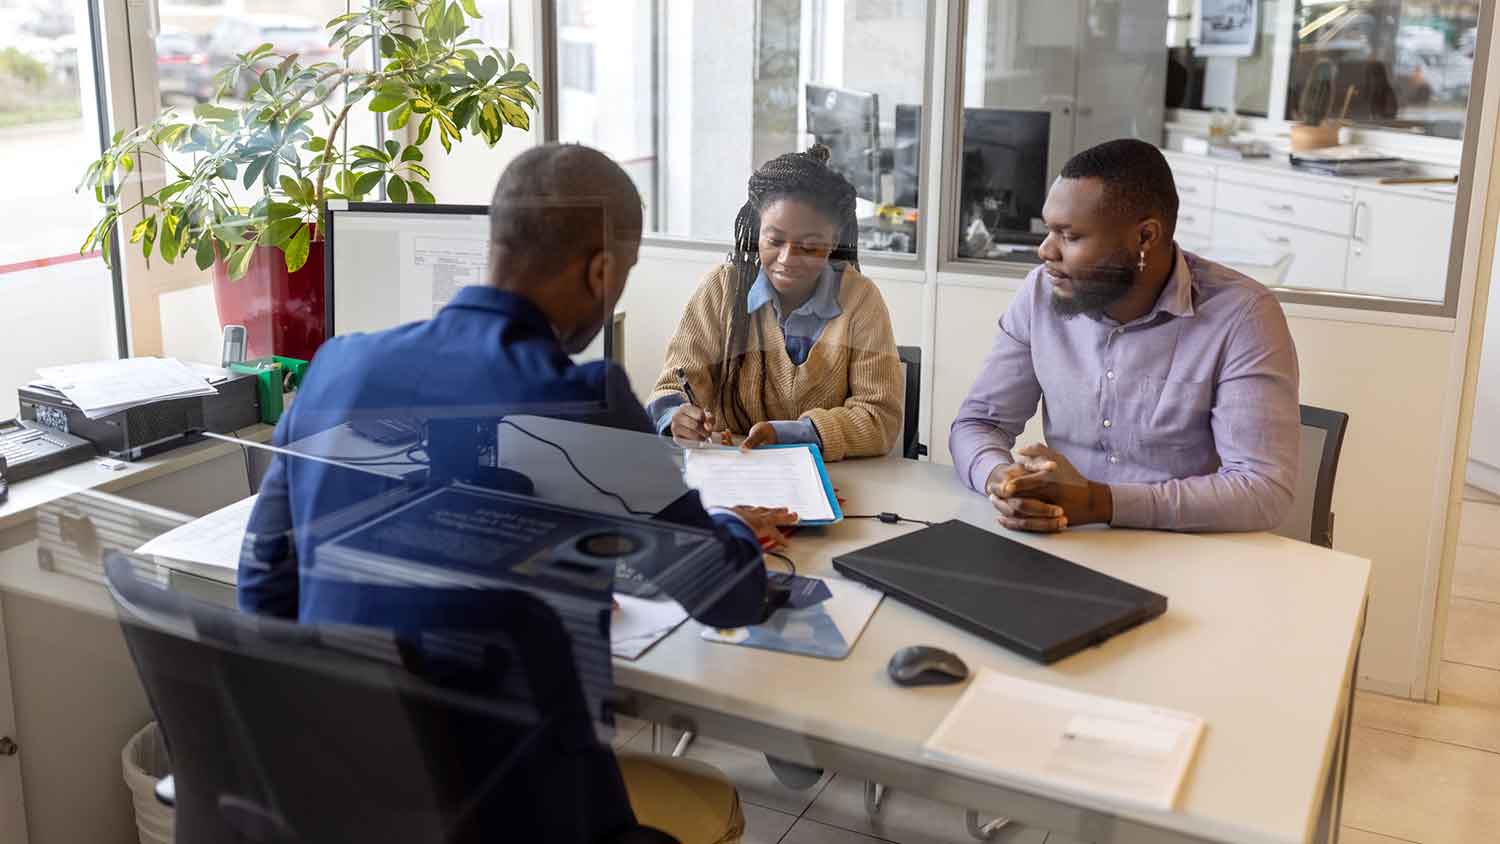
[{"left": 1050, "top": 259, "right": 1135, "bottom": 319}]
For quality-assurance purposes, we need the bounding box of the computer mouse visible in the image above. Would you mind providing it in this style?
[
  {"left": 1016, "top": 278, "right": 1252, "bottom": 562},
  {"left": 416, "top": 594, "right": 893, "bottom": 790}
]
[{"left": 887, "top": 646, "right": 969, "bottom": 687}]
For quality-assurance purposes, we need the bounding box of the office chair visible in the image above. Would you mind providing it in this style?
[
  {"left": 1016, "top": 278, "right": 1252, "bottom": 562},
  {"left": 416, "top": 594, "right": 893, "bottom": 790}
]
[
  {"left": 897, "top": 346, "right": 927, "bottom": 460},
  {"left": 105, "top": 554, "right": 676, "bottom": 844},
  {"left": 1274, "top": 405, "right": 1349, "bottom": 548}
]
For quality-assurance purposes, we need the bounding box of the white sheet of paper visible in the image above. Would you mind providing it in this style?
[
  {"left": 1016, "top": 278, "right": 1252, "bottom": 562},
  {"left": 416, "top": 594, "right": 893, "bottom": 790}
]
[
  {"left": 923, "top": 669, "right": 1205, "bottom": 812},
  {"left": 682, "top": 447, "right": 834, "bottom": 522},
  {"left": 611, "top": 595, "right": 689, "bottom": 660},
  {"left": 136, "top": 495, "right": 258, "bottom": 571},
  {"left": 38, "top": 357, "right": 218, "bottom": 419}
]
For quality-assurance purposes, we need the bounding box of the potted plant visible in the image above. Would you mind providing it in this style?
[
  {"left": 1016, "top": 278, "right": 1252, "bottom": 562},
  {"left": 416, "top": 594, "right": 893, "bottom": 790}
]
[
  {"left": 1290, "top": 59, "right": 1346, "bottom": 151},
  {"left": 77, "top": 0, "right": 539, "bottom": 360}
]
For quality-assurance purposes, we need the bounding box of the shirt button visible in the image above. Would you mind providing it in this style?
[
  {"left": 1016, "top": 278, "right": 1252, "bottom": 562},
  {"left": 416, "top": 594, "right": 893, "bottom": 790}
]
[
  {"left": 1109, "top": 455, "right": 1120, "bottom": 464},
  {"left": 1106, "top": 370, "right": 1116, "bottom": 380},
  {"left": 1103, "top": 419, "right": 1112, "bottom": 428}
]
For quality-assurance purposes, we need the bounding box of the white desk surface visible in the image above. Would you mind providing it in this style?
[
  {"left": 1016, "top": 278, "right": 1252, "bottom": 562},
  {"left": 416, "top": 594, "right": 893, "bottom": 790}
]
[
  {"left": 618, "top": 457, "right": 1370, "bottom": 844},
  {"left": 0, "top": 427, "right": 273, "bottom": 534}
]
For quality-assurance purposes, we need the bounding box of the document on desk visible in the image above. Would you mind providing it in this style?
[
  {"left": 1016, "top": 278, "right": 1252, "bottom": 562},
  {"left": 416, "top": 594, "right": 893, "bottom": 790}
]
[
  {"left": 611, "top": 595, "right": 689, "bottom": 660},
  {"left": 136, "top": 495, "right": 257, "bottom": 574},
  {"left": 924, "top": 669, "right": 1205, "bottom": 811},
  {"left": 37, "top": 357, "right": 218, "bottom": 419},
  {"left": 682, "top": 444, "right": 840, "bottom": 524}
]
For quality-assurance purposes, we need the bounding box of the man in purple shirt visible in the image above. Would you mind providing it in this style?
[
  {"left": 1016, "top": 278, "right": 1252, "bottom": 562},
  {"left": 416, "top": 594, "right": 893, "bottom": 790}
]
[{"left": 950, "top": 139, "right": 1300, "bottom": 533}]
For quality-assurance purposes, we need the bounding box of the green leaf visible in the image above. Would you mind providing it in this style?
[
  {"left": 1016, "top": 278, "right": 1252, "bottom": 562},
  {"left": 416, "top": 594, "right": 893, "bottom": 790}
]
[
  {"left": 130, "top": 216, "right": 152, "bottom": 244},
  {"left": 479, "top": 55, "right": 498, "bottom": 82},
  {"left": 305, "top": 136, "right": 327, "bottom": 152},
  {"left": 195, "top": 235, "right": 217, "bottom": 270},
  {"left": 266, "top": 218, "right": 304, "bottom": 245},
  {"left": 415, "top": 114, "right": 434, "bottom": 146},
  {"left": 384, "top": 139, "right": 399, "bottom": 159},
  {"left": 259, "top": 70, "right": 276, "bottom": 95},
  {"left": 387, "top": 102, "right": 414, "bottom": 130},
  {"left": 283, "top": 223, "right": 311, "bottom": 272},
  {"left": 400, "top": 144, "right": 424, "bottom": 163},
  {"left": 352, "top": 144, "right": 389, "bottom": 162},
  {"left": 352, "top": 171, "right": 382, "bottom": 198},
  {"left": 495, "top": 98, "right": 530, "bottom": 131},
  {"left": 403, "top": 162, "right": 431, "bottom": 181},
  {"left": 227, "top": 244, "right": 255, "bottom": 280},
  {"left": 498, "top": 70, "right": 530, "bottom": 86},
  {"left": 267, "top": 201, "right": 301, "bottom": 221},
  {"left": 387, "top": 175, "right": 408, "bottom": 204},
  {"left": 243, "top": 156, "right": 268, "bottom": 189},
  {"left": 141, "top": 216, "right": 158, "bottom": 261},
  {"left": 368, "top": 92, "right": 404, "bottom": 112},
  {"left": 458, "top": 0, "right": 480, "bottom": 18},
  {"left": 408, "top": 180, "right": 435, "bottom": 204},
  {"left": 159, "top": 214, "right": 181, "bottom": 263}
]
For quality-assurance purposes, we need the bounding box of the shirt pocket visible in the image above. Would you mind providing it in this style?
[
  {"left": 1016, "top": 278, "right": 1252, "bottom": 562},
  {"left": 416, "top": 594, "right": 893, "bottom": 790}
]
[{"left": 1136, "top": 377, "right": 1214, "bottom": 446}]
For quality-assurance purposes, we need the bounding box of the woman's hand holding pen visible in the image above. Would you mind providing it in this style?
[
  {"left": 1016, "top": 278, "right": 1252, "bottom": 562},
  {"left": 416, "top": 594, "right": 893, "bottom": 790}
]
[{"left": 671, "top": 404, "right": 718, "bottom": 445}]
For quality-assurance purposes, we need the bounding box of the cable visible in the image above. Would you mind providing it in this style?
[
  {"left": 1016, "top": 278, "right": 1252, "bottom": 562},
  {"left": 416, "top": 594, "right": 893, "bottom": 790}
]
[
  {"left": 765, "top": 550, "right": 797, "bottom": 578},
  {"left": 497, "top": 419, "right": 653, "bottom": 516},
  {"left": 845, "top": 512, "right": 936, "bottom": 528}
]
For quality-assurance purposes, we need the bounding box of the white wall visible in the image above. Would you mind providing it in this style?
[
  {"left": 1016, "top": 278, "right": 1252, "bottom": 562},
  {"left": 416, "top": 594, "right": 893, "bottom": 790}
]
[{"left": 1468, "top": 241, "right": 1500, "bottom": 494}]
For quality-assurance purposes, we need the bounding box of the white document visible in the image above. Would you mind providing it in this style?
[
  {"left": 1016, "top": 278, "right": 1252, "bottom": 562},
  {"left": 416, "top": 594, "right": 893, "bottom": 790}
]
[
  {"left": 924, "top": 669, "right": 1205, "bottom": 812},
  {"left": 136, "top": 495, "right": 258, "bottom": 572},
  {"left": 610, "top": 595, "right": 689, "bottom": 660},
  {"left": 400, "top": 233, "right": 488, "bottom": 320},
  {"left": 682, "top": 447, "right": 835, "bottom": 522},
  {"left": 38, "top": 357, "right": 218, "bottom": 419}
]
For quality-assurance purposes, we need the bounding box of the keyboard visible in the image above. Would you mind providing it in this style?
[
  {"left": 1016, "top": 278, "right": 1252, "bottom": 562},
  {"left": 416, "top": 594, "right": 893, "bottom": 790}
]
[{"left": 0, "top": 419, "right": 95, "bottom": 483}]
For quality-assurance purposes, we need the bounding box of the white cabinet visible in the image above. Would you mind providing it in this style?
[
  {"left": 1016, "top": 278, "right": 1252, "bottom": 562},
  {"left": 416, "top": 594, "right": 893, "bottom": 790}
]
[{"left": 1345, "top": 190, "right": 1457, "bottom": 302}]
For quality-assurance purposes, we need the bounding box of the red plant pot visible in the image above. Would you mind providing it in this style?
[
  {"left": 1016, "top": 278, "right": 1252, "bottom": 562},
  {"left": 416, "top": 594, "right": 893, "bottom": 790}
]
[{"left": 211, "top": 234, "right": 327, "bottom": 362}]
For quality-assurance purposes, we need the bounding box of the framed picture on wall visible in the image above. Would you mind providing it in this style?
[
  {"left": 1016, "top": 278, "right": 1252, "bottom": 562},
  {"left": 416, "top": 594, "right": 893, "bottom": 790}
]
[{"left": 1197, "top": 0, "right": 1257, "bottom": 57}]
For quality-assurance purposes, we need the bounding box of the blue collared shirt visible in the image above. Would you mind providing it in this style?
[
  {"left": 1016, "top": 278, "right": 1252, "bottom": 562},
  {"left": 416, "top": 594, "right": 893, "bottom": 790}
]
[{"left": 652, "top": 263, "right": 843, "bottom": 444}]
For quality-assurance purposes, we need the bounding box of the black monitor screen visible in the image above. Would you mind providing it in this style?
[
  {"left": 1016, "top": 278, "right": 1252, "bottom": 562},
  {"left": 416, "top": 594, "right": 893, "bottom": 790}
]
[
  {"left": 805, "top": 83, "right": 881, "bottom": 202},
  {"left": 960, "top": 108, "right": 1051, "bottom": 245}
]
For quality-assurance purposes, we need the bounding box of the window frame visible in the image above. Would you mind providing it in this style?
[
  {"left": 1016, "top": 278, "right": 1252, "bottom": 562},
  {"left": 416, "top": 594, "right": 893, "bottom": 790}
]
[{"left": 538, "top": 0, "right": 939, "bottom": 269}]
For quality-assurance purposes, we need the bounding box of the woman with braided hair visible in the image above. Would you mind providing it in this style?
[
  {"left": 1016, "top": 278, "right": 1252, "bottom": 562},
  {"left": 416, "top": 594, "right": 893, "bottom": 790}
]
[{"left": 647, "top": 145, "right": 904, "bottom": 461}]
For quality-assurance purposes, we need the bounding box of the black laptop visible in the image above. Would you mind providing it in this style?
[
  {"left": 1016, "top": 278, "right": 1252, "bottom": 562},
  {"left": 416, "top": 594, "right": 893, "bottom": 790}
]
[{"left": 832, "top": 520, "right": 1167, "bottom": 664}]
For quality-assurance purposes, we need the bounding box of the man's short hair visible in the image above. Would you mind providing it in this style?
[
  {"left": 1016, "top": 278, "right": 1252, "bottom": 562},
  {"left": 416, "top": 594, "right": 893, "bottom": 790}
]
[
  {"left": 1058, "top": 138, "right": 1179, "bottom": 233},
  {"left": 488, "top": 144, "right": 644, "bottom": 281}
]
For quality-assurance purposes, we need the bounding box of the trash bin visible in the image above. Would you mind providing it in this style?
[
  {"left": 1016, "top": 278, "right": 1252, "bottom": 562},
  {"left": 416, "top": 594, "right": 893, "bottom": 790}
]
[{"left": 122, "top": 722, "right": 174, "bottom": 844}]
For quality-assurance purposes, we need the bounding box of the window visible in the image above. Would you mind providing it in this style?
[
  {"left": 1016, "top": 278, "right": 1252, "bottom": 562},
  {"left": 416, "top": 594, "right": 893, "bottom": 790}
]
[
  {"left": 560, "top": 40, "right": 596, "bottom": 93},
  {"left": 1288, "top": 0, "right": 1480, "bottom": 140},
  {"left": 550, "top": 0, "right": 930, "bottom": 256},
  {"left": 1166, "top": 0, "right": 1283, "bottom": 118},
  {"left": 0, "top": 0, "right": 122, "bottom": 419},
  {"left": 957, "top": 1, "right": 1167, "bottom": 261}
]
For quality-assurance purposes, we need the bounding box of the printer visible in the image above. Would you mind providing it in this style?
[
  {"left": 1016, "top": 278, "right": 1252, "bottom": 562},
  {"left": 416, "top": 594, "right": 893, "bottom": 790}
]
[{"left": 19, "top": 364, "right": 261, "bottom": 461}]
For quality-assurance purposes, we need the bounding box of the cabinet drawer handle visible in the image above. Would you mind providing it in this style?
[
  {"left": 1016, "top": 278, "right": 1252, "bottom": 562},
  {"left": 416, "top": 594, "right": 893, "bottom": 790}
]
[
  {"left": 0, "top": 737, "right": 16, "bottom": 756},
  {"left": 1263, "top": 233, "right": 1293, "bottom": 245},
  {"left": 1266, "top": 202, "right": 1295, "bottom": 213}
]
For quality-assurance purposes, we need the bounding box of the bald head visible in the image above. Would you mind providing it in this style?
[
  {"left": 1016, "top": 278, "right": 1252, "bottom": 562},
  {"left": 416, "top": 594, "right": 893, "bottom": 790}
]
[{"left": 487, "top": 144, "right": 644, "bottom": 287}]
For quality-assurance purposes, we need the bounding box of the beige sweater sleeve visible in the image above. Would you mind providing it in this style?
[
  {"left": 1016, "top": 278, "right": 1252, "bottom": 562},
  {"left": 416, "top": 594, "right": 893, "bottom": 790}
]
[
  {"left": 802, "top": 280, "right": 904, "bottom": 461},
  {"left": 649, "top": 266, "right": 730, "bottom": 417}
]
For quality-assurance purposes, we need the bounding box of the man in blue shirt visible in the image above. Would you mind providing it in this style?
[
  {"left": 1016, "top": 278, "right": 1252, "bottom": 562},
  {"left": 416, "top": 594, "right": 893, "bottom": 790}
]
[{"left": 238, "top": 144, "right": 794, "bottom": 843}]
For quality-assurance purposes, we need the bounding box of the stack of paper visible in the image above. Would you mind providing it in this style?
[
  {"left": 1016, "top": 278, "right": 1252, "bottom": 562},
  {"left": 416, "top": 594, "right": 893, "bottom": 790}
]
[
  {"left": 924, "top": 669, "right": 1205, "bottom": 811},
  {"left": 136, "top": 495, "right": 259, "bottom": 576},
  {"left": 36, "top": 357, "right": 219, "bottom": 419},
  {"left": 682, "top": 445, "right": 839, "bottom": 523}
]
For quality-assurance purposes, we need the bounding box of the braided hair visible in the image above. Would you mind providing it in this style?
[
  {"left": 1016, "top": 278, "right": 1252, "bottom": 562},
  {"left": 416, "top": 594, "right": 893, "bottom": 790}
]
[{"left": 719, "top": 145, "right": 860, "bottom": 432}]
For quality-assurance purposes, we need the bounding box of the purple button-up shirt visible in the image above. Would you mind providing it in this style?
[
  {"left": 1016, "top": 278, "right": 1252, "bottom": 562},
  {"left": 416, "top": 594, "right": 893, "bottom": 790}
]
[{"left": 949, "top": 248, "right": 1300, "bottom": 532}]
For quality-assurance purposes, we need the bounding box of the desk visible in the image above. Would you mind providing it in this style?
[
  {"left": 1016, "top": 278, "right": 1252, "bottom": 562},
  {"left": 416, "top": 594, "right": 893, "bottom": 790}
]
[
  {"left": 620, "top": 458, "right": 1369, "bottom": 844},
  {"left": 0, "top": 451, "right": 1367, "bottom": 844}
]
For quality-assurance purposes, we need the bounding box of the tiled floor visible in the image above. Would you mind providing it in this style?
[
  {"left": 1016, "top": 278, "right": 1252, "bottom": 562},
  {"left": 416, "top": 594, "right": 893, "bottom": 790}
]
[{"left": 617, "top": 498, "right": 1500, "bottom": 844}]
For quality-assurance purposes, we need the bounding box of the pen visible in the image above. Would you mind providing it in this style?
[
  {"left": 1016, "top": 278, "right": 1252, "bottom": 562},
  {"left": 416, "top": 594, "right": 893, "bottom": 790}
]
[{"left": 674, "top": 366, "right": 699, "bottom": 407}]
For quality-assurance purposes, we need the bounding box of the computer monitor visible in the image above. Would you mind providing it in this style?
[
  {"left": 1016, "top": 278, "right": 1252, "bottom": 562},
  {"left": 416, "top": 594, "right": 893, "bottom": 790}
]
[
  {"left": 892, "top": 104, "right": 921, "bottom": 208},
  {"left": 960, "top": 108, "right": 1051, "bottom": 246},
  {"left": 805, "top": 83, "right": 881, "bottom": 202},
  {"left": 323, "top": 201, "right": 616, "bottom": 361}
]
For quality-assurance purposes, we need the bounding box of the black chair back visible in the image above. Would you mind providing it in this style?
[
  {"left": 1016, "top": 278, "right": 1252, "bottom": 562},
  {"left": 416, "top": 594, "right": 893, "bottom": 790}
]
[
  {"left": 105, "top": 554, "right": 656, "bottom": 844},
  {"left": 1275, "top": 405, "right": 1349, "bottom": 548},
  {"left": 897, "top": 346, "right": 927, "bottom": 460}
]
